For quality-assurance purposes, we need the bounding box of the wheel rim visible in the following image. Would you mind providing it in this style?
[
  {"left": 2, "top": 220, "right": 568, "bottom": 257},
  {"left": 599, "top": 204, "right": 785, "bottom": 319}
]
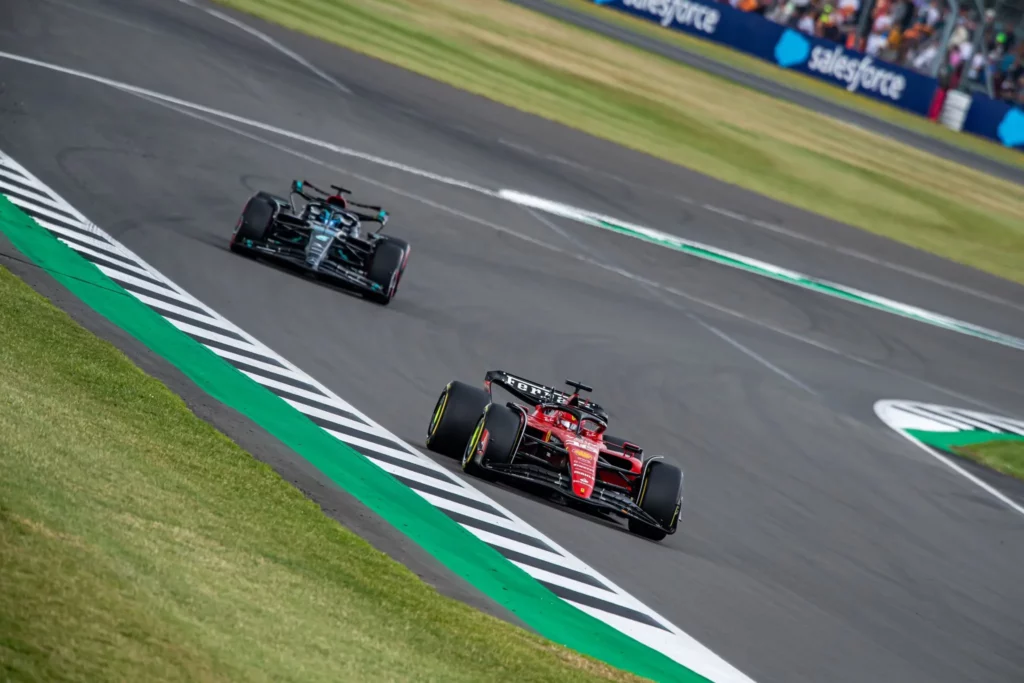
[
  {"left": 462, "top": 415, "right": 486, "bottom": 470},
  {"left": 427, "top": 387, "right": 449, "bottom": 442}
]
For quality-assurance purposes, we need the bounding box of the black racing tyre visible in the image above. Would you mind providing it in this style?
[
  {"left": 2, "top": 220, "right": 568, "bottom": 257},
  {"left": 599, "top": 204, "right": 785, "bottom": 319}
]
[
  {"left": 230, "top": 192, "right": 275, "bottom": 254},
  {"left": 426, "top": 381, "right": 491, "bottom": 458},
  {"left": 366, "top": 237, "right": 410, "bottom": 305},
  {"left": 628, "top": 460, "right": 683, "bottom": 541},
  {"left": 462, "top": 403, "right": 521, "bottom": 480}
]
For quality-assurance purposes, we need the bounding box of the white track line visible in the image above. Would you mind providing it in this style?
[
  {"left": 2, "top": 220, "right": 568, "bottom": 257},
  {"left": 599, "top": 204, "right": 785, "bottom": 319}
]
[
  {"left": 174, "top": 0, "right": 353, "bottom": 95},
  {"left": 525, "top": 206, "right": 820, "bottom": 397},
  {"left": 874, "top": 400, "right": 1024, "bottom": 518}
]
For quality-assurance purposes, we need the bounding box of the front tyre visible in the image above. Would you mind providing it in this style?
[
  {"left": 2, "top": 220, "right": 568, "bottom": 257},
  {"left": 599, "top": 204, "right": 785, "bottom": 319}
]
[
  {"left": 462, "top": 403, "right": 521, "bottom": 480},
  {"left": 230, "top": 192, "right": 275, "bottom": 254},
  {"left": 366, "top": 237, "right": 410, "bottom": 305},
  {"left": 628, "top": 460, "right": 683, "bottom": 541},
  {"left": 426, "top": 381, "right": 491, "bottom": 458}
]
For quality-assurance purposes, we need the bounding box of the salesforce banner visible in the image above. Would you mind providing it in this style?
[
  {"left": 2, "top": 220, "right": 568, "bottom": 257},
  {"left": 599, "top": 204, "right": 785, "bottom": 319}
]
[{"left": 593, "top": 0, "right": 939, "bottom": 116}]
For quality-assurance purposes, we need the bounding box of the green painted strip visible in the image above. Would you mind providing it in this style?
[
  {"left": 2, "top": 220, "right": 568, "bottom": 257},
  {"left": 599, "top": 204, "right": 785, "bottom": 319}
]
[
  {"left": 0, "top": 196, "right": 708, "bottom": 683},
  {"left": 596, "top": 216, "right": 1024, "bottom": 351},
  {"left": 496, "top": 190, "right": 1024, "bottom": 353},
  {"left": 907, "top": 429, "right": 1024, "bottom": 452}
]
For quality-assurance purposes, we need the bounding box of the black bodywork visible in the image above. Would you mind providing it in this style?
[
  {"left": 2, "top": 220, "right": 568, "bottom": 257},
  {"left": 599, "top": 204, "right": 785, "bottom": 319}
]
[{"left": 230, "top": 180, "right": 410, "bottom": 303}]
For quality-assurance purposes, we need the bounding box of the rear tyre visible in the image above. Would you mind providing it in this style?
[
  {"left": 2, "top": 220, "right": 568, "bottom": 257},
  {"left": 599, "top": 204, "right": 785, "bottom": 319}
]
[
  {"left": 230, "top": 192, "right": 275, "bottom": 254},
  {"left": 426, "top": 381, "right": 491, "bottom": 458},
  {"left": 366, "top": 237, "right": 410, "bottom": 305},
  {"left": 628, "top": 460, "right": 683, "bottom": 541},
  {"left": 462, "top": 403, "right": 521, "bottom": 480}
]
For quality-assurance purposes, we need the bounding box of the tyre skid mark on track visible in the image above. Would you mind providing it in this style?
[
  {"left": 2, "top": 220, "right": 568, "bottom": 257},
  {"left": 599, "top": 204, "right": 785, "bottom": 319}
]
[{"left": 0, "top": 150, "right": 755, "bottom": 681}]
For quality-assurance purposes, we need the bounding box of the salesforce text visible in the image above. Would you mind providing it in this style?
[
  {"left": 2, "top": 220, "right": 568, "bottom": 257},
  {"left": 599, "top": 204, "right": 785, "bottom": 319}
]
[
  {"left": 807, "top": 46, "right": 907, "bottom": 101},
  {"left": 622, "top": 0, "right": 721, "bottom": 35}
]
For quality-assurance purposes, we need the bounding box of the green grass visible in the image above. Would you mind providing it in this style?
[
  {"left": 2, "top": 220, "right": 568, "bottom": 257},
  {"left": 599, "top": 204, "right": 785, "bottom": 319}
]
[
  {"left": 0, "top": 264, "right": 647, "bottom": 683},
  {"left": 212, "top": 0, "right": 1024, "bottom": 286},
  {"left": 954, "top": 440, "right": 1024, "bottom": 481},
  {"left": 548, "top": 0, "right": 1024, "bottom": 173}
]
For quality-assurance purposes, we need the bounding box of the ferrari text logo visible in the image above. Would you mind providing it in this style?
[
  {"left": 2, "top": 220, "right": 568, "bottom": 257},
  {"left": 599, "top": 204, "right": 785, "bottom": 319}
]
[{"left": 509, "top": 378, "right": 548, "bottom": 397}]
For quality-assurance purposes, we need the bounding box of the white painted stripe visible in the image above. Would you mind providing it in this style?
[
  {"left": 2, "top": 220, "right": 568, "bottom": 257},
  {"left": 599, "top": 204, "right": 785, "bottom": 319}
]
[
  {"left": 0, "top": 152, "right": 46, "bottom": 182},
  {"left": 499, "top": 190, "right": 1024, "bottom": 354},
  {"left": 328, "top": 432, "right": 445, "bottom": 467},
  {"left": 169, "top": 319, "right": 277, "bottom": 354},
  {"left": 0, "top": 159, "right": 227, "bottom": 306},
  {"left": 38, "top": 220, "right": 131, "bottom": 257},
  {"left": 0, "top": 163, "right": 55, "bottom": 196},
  {"left": 881, "top": 406, "right": 958, "bottom": 433},
  {"left": 0, "top": 52, "right": 492, "bottom": 196},
  {"left": 0, "top": 165, "right": 35, "bottom": 187},
  {"left": 875, "top": 400, "right": 1024, "bottom": 518},
  {"left": 59, "top": 240, "right": 155, "bottom": 279},
  {"left": 163, "top": 319, "right": 272, "bottom": 354},
  {"left": 0, "top": 162, "right": 99, "bottom": 226},
  {"left": 175, "top": 0, "right": 352, "bottom": 95},
  {"left": 203, "top": 344, "right": 311, "bottom": 379},
  {"left": 512, "top": 562, "right": 643, "bottom": 610},
  {"left": 235, "top": 370, "right": 337, "bottom": 404},
  {"left": 362, "top": 456, "right": 486, "bottom": 501},
  {"left": 282, "top": 399, "right": 387, "bottom": 436},
  {"left": 38, "top": 216, "right": 116, "bottom": 245},
  {"left": 967, "top": 415, "right": 1024, "bottom": 436},
  {"left": 465, "top": 527, "right": 589, "bottom": 570},
  {"left": 96, "top": 265, "right": 194, "bottom": 300},
  {"left": 243, "top": 371, "right": 367, "bottom": 415},
  {"left": 942, "top": 408, "right": 1024, "bottom": 435},
  {"left": 325, "top": 435, "right": 526, "bottom": 509},
  {"left": 940, "top": 410, "right": 1007, "bottom": 433},
  {"left": 0, "top": 184, "right": 84, "bottom": 222},
  {"left": 900, "top": 403, "right": 1024, "bottom": 436},
  {"left": 567, "top": 602, "right": 748, "bottom": 683},
  {"left": 417, "top": 491, "right": 535, "bottom": 534},
  {"left": 128, "top": 290, "right": 229, "bottom": 326},
  {"left": 4, "top": 194, "right": 87, "bottom": 227},
  {"left": 902, "top": 405, "right": 978, "bottom": 431}
]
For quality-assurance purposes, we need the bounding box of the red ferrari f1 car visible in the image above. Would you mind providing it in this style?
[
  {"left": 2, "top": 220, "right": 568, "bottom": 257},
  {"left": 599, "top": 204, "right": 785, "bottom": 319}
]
[{"left": 426, "top": 370, "right": 683, "bottom": 540}]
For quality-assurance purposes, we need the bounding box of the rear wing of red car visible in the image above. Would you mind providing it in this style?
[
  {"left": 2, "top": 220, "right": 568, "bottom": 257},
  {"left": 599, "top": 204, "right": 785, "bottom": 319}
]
[
  {"left": 484, "top": 370, "right": 570, "bottom": 406},
  {"left": 483, "top": 370, "right": 609, "bottom": 420}
]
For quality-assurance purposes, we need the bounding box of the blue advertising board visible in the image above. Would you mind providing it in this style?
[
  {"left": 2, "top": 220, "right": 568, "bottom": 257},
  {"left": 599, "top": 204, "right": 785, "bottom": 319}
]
[
  {"left": 961, "top": 94, "right": 1024, "bottom": 150},
  {"left": 593, "top": 0, "right": 940, "bottom": 117}
]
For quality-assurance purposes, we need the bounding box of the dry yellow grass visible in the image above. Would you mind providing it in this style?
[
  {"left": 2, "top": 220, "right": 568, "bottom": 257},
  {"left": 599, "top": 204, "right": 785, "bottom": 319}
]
[{"left": 550, "top": 0, "right": 1024, "bottom": 172}]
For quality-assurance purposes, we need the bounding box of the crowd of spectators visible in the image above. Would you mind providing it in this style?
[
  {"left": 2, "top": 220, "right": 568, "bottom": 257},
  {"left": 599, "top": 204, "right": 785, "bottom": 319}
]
[{"left": 724, "top": 0, "right": 1024, "bottom": 105}]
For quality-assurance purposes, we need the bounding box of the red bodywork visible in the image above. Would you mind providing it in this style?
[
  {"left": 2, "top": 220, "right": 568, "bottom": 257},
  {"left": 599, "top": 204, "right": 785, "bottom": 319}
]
[{"left": 518, "top": 401, "right": 643, "bottom": 501}]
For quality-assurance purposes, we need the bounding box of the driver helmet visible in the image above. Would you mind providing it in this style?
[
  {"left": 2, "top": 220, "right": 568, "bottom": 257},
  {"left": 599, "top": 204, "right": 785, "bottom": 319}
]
[
  {"left": 580, "top": 418, "right": 605, "bottom": 438},
  {"left": 558, "top": 411, "right": 578, "bottom": 431}
]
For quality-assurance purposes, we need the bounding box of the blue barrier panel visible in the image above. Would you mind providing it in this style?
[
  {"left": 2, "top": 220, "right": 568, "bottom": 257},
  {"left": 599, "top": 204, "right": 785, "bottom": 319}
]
[
  {"left": 593, "top": 0, "right": 939, "bottom": 116},
  {"left": 961, "top": 93, "right": 1024, "bottom": 150}
]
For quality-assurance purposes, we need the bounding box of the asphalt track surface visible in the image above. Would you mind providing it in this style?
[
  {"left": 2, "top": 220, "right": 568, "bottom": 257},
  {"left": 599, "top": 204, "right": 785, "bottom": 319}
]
[
  {"left": 2, "top": 1, "right": 1024, "bottom": 682},
  {"left": 513, "top": 0, "right": 1024, "bottom": 186}
]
